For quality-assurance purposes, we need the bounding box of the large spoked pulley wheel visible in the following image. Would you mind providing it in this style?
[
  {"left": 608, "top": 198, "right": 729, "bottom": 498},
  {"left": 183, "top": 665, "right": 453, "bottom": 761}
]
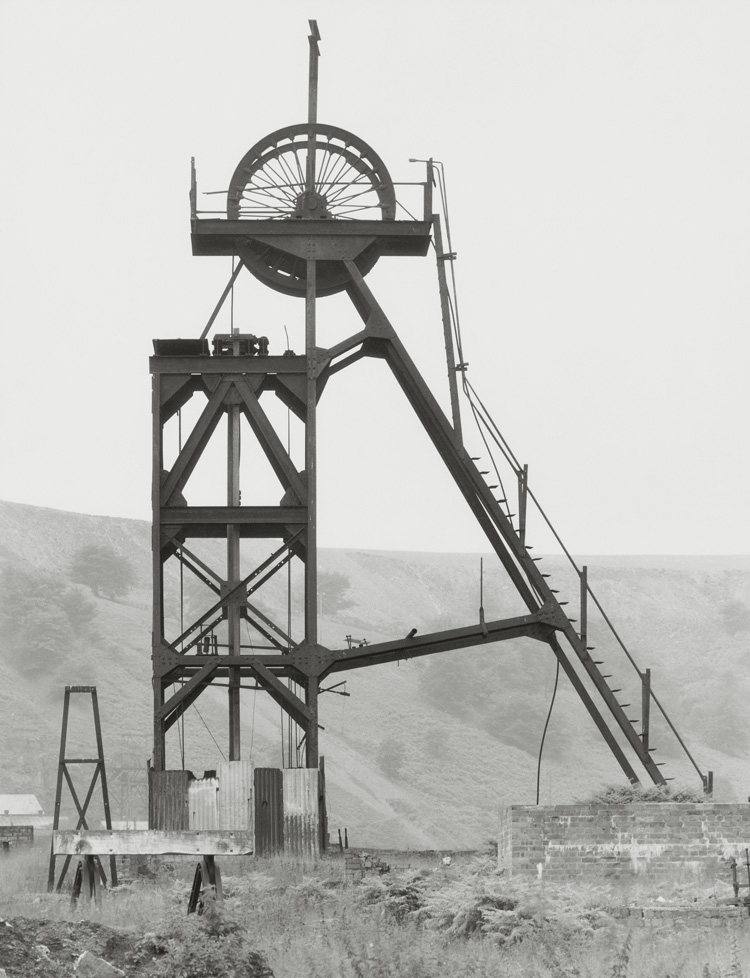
[{"left": 226, "top": 123, "right": 397, "bottom": 297}]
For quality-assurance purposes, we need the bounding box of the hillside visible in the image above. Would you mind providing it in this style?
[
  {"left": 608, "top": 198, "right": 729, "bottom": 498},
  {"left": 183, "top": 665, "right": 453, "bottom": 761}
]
[{"left": 0, "top": 499, "right": 748, "bottom": 848}]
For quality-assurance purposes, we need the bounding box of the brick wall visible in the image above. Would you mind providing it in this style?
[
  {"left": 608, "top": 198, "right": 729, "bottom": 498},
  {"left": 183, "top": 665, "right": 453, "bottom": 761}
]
[
  {"left": 0, "top": 825, "right": 34, "bottom": 849},
  {"left": 499, "top": 804, "right": 750, "bottom": 879}
]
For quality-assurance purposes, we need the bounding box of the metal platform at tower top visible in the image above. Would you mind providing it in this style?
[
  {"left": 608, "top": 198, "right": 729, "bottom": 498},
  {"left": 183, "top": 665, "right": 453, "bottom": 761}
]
[{"left": 150, "top": 21, "right": 707, "bottom": 805}]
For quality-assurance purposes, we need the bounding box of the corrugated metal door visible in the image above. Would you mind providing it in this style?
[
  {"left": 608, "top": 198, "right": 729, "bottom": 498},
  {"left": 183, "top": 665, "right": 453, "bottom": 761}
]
[
  {"left": 149, "top": 770, "right": 190, "bottom": 830},
  {"left": 217, "top": 760, "right": 253, "bottom": 833},
  {"left": 283, "top": 768, "right": 319, "bottom": 859},
  {"left": 188, "top": 777, "right": 219, "bottom": 829},
  {"left": 254, "top": 768, "right": 283, "bottom": 856}
]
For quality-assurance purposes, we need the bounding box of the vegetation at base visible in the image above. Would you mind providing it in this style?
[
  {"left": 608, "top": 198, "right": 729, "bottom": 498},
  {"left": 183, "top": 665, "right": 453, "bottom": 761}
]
[
  {"left": 130, "top": 894, "right": 274, "bottom": 978},
  {"left": 577, "top": 782, "right": 706, "bottom": 804},
  {"left": 69, "top": 543, "right": 137, "bottom": 600},
  {"left": 2, "top": 847, "right": 748, "bottom": 978}
]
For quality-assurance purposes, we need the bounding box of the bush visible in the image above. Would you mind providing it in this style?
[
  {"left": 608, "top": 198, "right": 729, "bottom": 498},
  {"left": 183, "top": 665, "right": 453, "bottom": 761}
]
[
  {"left": 69, "top": 544, "right": 136, "bottom": 600},
  {"left": 132, "top": 894, "right": 274, "bottom": 978},
  {"left": 577, "top": 783, "right": 705, "bottom": 805}
]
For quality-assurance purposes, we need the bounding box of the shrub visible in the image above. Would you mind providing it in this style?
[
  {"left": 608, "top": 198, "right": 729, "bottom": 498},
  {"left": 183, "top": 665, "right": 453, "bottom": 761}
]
[
  {"left": 578, "top": 783, "right": 705, "bottom": 805},
  {"left": 130, "top": 892, "right": 274, "bottom": 978},
  {"left": 69, "top": 544, "right": 136, "bottom": 600}
]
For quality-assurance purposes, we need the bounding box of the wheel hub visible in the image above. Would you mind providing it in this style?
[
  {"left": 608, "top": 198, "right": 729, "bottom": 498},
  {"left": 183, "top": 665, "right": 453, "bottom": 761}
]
[{"left": 293, "top": 189, "right": 331, "bottom": 219}]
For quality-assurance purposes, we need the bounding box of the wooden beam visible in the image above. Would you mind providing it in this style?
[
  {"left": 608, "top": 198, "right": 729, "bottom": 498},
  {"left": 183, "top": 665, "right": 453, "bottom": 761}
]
[{"left": 53, "top": 829, "right": 253, "bottom": 856}]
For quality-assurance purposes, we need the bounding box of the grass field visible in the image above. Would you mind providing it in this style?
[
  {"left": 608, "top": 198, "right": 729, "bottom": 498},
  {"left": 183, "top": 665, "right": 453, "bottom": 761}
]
[{"left": 1, "top": 843, "right": 748, "bottom": 978}]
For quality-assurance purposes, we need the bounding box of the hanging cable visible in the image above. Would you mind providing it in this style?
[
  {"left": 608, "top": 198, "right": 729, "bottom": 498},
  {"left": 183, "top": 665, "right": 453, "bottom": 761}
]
[
  {"left": 536, "top": 659, "right": 560, "bottom": 805},
  {"left": 431, "top": 158, "right": 703, "bottom": 786},
  {"left": 193, "top": 704, "right": 227, "bottom": 762}
]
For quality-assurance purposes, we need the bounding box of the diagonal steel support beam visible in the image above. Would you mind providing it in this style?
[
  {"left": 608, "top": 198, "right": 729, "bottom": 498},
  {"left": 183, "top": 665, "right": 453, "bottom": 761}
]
[
  {"left": 250, "top": 660, "right": 312, "bottom": 729},
  {"left": 157, "top": 662, "right": 219, "bottom": 728},
  {"left": 326, "top": 615, "right": 551, "bottom": 675},
  {"left": 340, "top": 260, "right": 663, "bottom": 787},
  {"left": 161, "top": 379, "right": 233, "bottom": 505},
  {"left": 233, "top": 376, "right": 308, "bottom": 503}
]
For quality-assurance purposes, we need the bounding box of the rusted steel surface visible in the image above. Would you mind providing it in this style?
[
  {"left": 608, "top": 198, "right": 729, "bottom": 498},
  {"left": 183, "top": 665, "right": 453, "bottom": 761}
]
[
  {"left": 218, "top": 760, "right": 253, "bottom": 832},
  {"left": 149, "top": 770, "right": 191, "bottom": 830},
  {"left": 188, "top": 777, "right": 219, "bottom": 830},
  {"left": 254, "top": 768, "right": 283, "bottom": 856},
  {"left": 283, "top": 768, "right": 319, "bottom": 858}
]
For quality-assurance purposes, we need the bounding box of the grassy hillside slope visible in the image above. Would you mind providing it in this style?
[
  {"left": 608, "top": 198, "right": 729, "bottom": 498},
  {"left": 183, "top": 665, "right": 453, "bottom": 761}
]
[{"left": 0, "top": 499, "right": 748, "bottom": 847}]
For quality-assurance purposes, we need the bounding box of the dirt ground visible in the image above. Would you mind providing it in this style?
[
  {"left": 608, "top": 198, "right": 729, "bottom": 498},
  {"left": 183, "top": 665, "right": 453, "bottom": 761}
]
[{"left": 0, "top": 917, "right": 142, "bottom": 978}]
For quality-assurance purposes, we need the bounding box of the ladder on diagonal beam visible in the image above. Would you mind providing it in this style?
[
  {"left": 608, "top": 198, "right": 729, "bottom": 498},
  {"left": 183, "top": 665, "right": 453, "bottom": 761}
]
[{"left": 47, "top": 685, "right": 118, "bottom": 894}]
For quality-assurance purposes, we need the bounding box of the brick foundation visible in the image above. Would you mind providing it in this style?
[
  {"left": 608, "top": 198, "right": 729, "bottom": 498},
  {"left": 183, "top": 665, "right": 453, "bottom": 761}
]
[
  {"left": 0, "top": 825, "right": 34, "bottom": 849},
  {"left": 499, "top": 803, "right": 750, "bottom": 879}
]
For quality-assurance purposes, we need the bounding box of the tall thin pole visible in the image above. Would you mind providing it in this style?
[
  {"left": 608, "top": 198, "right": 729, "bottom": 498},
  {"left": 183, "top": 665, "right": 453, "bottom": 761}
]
[
  {"left": 305, "top": 254, "right": 319, "bottom": 768},
  {"left": 227, "top": 336, "right": 242, "bottom": 760},
  {"left": 306, "top": 20, "right": 320, "bottom": 193}
]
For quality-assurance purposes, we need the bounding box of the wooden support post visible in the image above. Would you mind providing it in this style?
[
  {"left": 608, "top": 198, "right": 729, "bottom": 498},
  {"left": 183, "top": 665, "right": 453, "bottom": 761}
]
[{"left": 641, "top": 668, "right": 651, "bottom": 752}]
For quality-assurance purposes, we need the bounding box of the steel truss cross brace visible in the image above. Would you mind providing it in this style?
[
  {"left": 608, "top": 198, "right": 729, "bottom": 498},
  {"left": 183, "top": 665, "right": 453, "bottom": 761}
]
[{"left": 151, "top": 254, "right": 663, "bottom": 787}]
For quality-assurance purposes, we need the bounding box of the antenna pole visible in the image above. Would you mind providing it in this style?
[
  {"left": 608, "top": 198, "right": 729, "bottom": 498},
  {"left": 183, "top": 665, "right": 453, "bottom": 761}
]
[{"left": 307, "top": 20, "right": 321, "bottom": 193}]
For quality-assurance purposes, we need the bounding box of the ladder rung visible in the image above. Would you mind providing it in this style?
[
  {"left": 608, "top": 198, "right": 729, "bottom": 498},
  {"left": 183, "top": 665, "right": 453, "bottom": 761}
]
[
  {"left": 618, "top": 703, "right": 631, "bottom": 708},
  {"left": 610, "top": 688, "right": 622, "bottom": 693},
  {"left": 593, "top": 660, "right": 603, "bottom": 664},
  {"left": 567, "top": 617, "right": 577, "bottom": 622},
  {"left": 542, "top": 574, "right": 551, "bottom": 578},
  {"left": 559, "top": 601, "right": 569, "bottom": 605}
]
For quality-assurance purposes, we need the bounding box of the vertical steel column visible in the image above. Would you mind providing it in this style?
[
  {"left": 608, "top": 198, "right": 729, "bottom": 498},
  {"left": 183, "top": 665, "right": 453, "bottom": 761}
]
[
  {"left": 579, "top": 564, "right": 588, "bottom": 652},
  {"left": 305, "top": 258, "right": 319, "bottom": 768},
  {"left": 152, "top": 372, "right": 166, "bottom": 772},
  {"left": 47, "top": 690, "right": 70, "bottom": 892},
  {"left": 227, "top": 389, "right": 241, "bottom": 759},
  {"left": 91, "top": 688, "right": 118, "bottom": 888},
  {"left": 641, "top": 667, "right": 651, "bottom": 752},
  {"left": 306, "top": 21, "right": 320, "bottom": 192},
  {"left": 518, "top": 464, "right": 528, "bottom": 549}
]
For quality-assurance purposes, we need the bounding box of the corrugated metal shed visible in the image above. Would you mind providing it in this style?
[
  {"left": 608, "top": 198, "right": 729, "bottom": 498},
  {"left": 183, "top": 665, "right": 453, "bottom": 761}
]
[
  {"left": 0, "top": 795, "right": 44, "bottom": 816},
  {"left": 217, "top": 760, "right": 253, "bottom": 833},
  {"left": 149, "top": 770, "right": 190, "bottom": 830},
  {"left": 188, "top": 776, "right": 219, "bottom": 829},
  {"left": 254, "top": 768, "right": 283, "bottom": 856},
  {"left": 283, "top": 768, "right": 319, "bottom": 859}
]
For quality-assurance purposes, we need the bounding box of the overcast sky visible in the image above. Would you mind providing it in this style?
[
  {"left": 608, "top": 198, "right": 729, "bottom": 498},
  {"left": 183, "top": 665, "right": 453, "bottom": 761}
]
[{"left": 1, "top": 0, "right": 748, "bottom": 556}]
